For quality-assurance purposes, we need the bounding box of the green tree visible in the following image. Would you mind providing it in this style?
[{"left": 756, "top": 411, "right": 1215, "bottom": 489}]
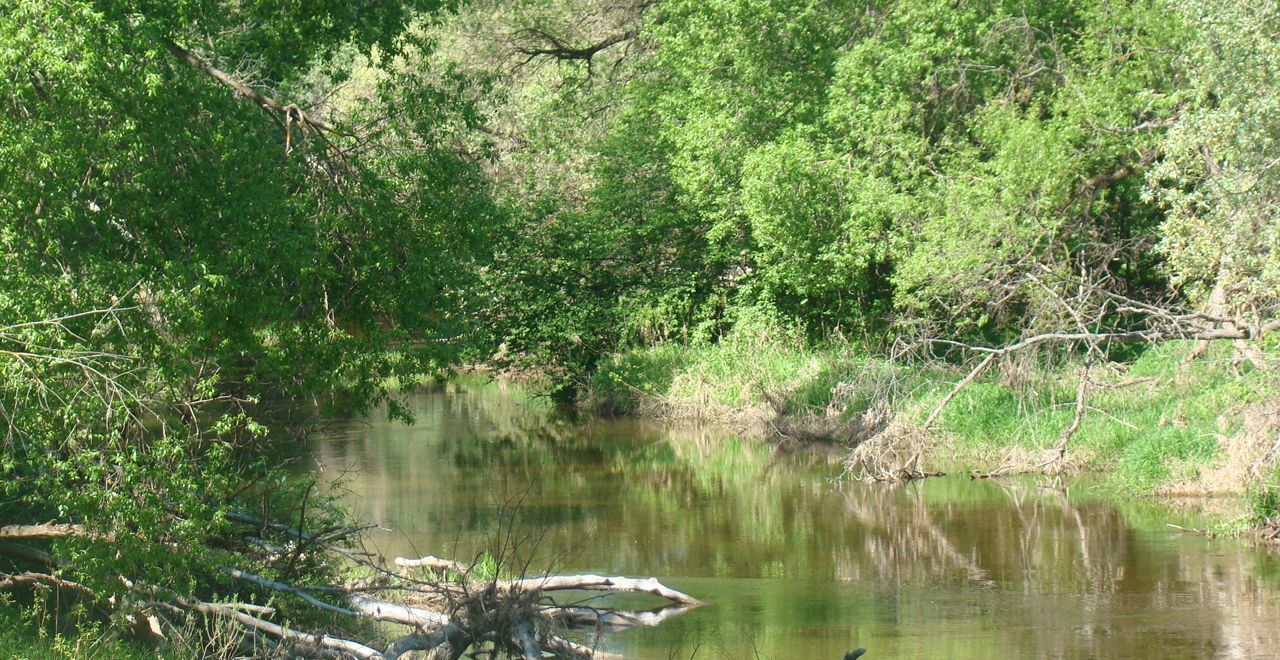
[
  {"left": 1149, "top": 0, "right": 1280, "bottom": 318},
  {"left": 0, "top": 0, "right": 489, "bottom": 615}
]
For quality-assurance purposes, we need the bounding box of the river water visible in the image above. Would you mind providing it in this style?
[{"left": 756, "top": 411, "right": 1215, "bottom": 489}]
[{"left": 304, "top": 381, "right": 1280, "bottom": 659}]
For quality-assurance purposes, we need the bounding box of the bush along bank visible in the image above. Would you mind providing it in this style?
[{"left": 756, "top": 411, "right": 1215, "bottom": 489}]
[{"left": 584, "top": 337, "right": 1280, "bottom": 538}]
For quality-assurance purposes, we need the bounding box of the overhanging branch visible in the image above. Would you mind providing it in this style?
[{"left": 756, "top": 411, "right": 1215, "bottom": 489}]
[
  {"left": 160, "top": 37, "right": 337, "bottom": 135},
  {"left": 513, "top": 28, "right": 635, "bottom": 62}
]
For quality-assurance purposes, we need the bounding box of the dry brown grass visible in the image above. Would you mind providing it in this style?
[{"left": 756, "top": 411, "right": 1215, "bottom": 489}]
[
  {"left": 842, "top": 419, "right": 941, "bottom": 481},
  {"left": 1161, "top": 401, "right": 1280, "bottom": 496}
]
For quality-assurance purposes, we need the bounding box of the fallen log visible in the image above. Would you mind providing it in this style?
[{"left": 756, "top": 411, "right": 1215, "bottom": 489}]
[
  {"left": 0, "top": 541, "right": 54, "bottom": 565},
  {"left": 182, "top": 599, "right": 382, "bottom": 660},
  {"left": 220, "top": 566, "right": 357, "bottom": 617},
  {"left": 0, "top": 570, "right": 94, "bottom": 596},
  {"left": 502, "top": 575, "right": 702, "bottom": 607},
  {"left": 7, "top": 525, "right": 694, "bottom": 659},
  {"left": 383, "top": 624, "right": 469, "bottom": 660},
  {"left": 0, "top": 524, "right": 99, "bottom": 541},
  {"left": 223, "top": 567, "right": 459, "bottom": 631},
  {"left": 350, "top": 594, "right": 451, "bottom": 628},
  {"left": 395, "top": 555, "right": 469, "bottom": 573}
]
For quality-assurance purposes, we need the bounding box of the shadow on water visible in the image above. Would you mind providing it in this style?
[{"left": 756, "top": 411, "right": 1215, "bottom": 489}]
[{"left": 304, "top": 380, "right": 1280, "bottom": 659}]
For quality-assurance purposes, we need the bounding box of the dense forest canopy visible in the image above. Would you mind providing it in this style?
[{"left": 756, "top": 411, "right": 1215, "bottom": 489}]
[
  {"left": 1, "top": 0, "right": 1279, "bottom": 656},
  {"left": 445, "top": 0, "right": 1278, "bottom": 390}
]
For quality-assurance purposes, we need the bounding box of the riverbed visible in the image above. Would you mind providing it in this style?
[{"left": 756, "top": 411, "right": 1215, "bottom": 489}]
[{"left": 304, "top": 380, "right": 1280, "bottom": 659}]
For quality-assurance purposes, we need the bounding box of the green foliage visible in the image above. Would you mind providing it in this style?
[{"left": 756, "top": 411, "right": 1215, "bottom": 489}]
[
  {"left": 592, "top": 338, "right": 1276, "bottom": 498},
  {"left": 7, "top": 0, "right": 1280, "bottom": 642},
  {"left": 1252, "top": 473, "right": 1280, "bottom": 525},
  {"left": 0, "top": 603, "right": 162, "bottom": 660},
  {"left": 740, "top": 134, "right": 892, "bottom": 329},
  {"left": 1148, "top": 0, "right": 1280, "bottom": 310},
  {"left": 589, "top": 333, "right": 865, "bottom": 417},
  {"left": 453, "top": 0, "right": 1232, "bottom": 392},
  {"left": 471, "top": 551, "right": 502, "bottom": 582},
  {"left": 0, "top": 0, "right": 492, "bottom": 640}
]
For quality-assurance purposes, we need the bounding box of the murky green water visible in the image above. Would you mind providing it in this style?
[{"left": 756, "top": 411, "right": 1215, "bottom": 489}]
[{"left": 305, "top": 381, "right": 1280, "bottom": 659}]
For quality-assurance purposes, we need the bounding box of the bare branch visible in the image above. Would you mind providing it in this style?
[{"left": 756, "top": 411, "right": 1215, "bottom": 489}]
[
  {"left": 513, "top": 28, "right": 635, "bottom": 62},
  {"left": 160, "top": 37, "right": 337, "bottom": 134}
]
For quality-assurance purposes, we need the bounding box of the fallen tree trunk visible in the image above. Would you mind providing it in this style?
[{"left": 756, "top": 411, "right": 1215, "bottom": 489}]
[
  {"left": 395, "top": 555, "right": 469, "bottom": 573},
  {"left": 5, "top": 518, "right": 696, "bottom": 659},
  {"left": 0, "top": 570, "right": 94, "bottom": 596},
  {"left": 350, "top": 594, "right": 451, "bottom": 628},
  {"left": 220, "top": 566, "right": 358, "bottom": 617},
  {"left": 183, "top": 599, "right": 382, "bottom": 660},
  {"left": 0, "top": 541, "right": 54, "bottom": 565},
  {"left": 0, "top": 524, "right": 97, "bottom": 541},
  {"left": 501, "top": 575, "right": 702, "bottom": 607},
  {"left": 383, "top": 624, "right": 469, "bottom": 660}
]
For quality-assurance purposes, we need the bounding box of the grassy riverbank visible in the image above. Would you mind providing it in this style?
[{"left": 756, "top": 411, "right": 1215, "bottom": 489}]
[
  {"left": 0, "top": 606, "right": 161, "bottom": 660},
  {"left": 585, "top": 338, "right": 1280, "bottom": 527}
]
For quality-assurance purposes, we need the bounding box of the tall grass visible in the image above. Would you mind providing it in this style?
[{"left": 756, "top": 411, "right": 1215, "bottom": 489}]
[
  {"left": 0, "top": 603, "right": 162, "bottom": 660},
  {"left": 586, "top": 339, "right": 1277, "bottom": 502}
]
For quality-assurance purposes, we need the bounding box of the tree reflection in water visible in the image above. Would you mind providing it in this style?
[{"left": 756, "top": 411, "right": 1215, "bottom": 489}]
[{"left": 306, "top": 381, "right": 1280, "bottom": 659}]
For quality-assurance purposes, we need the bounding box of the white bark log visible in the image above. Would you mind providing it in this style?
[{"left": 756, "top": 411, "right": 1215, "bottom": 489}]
[
  {"left": 383, "top": 624, "right": 468, "bottom": 660},
  {"left": 350, "top": 595, "right": 451, "bottom": 628},
  {"left": 189, "top": 601, "right": 381, "bottom": 660},
  {"left": 220, "top": 566, "right": 357, "bottom": 617},
  {"left": 0, "top": 524, "right": 99, "bottom": 541},
  {"left": 502, "top": 574, "right": 702, "bottom": 606}
]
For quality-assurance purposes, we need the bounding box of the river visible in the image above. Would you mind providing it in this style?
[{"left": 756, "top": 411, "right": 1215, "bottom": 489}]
[{"left": 304, "top": 380, "right": 1280, "bottom": 659}]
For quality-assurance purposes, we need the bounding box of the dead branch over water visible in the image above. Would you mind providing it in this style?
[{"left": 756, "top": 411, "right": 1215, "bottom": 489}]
[
  {"left": 848, "top": 275, "right": 1278, "bottom": 484},
  {"left": 0, "top": 518, "right": 698, "bottom": 659}
]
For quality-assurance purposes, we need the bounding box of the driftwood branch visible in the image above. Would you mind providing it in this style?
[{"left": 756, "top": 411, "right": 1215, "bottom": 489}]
[
  {"left": 220, "top": 566, "right": 356, "bottom": 617},
  {"left": 395, "top": 555, "right": 468, "bottom": 573},
  {"left": 183, "top": 599, "right": 381, "bottom": 660},
  {"left": 5, "top": 512, "right": 694, "bottom": 660},
  {"left": 350, "top": 594, "right": 451, "bottom": 628},
  {"left": 383, "top": 624, "right": 468, "bottom": 660},
  {"left": 972, "top": 359, "right": 1094, "bottom": 480},
  {"left": 0, "top": 570, "right": 94, "bottom": 596},
  {"left": 542, "top": 635, "right": 623, "bottom": 659},
  {"left": 0, "top": 523, "right": 98, "bottom": 541},
  {"left": 1053, "top": 361, "right": 1092, "bottom": 462},
  {"left": 501, "top": 574, "right": 702, "bottom": 606},
  {"left": 922, "top": 353, "right": 996, "bottom": 430}
]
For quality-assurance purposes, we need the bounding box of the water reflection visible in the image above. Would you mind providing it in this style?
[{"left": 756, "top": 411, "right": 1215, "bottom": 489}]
[{"left": 305, "top": 381, "right": 1280, "bottom": 659}]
